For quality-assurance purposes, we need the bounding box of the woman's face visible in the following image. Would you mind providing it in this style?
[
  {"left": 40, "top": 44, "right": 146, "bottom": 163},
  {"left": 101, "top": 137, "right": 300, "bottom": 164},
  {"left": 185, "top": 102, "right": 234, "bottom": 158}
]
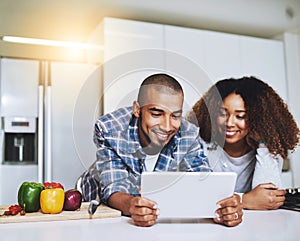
[{"left": 217, "top": 93, "right": 249, "bottom": 145}]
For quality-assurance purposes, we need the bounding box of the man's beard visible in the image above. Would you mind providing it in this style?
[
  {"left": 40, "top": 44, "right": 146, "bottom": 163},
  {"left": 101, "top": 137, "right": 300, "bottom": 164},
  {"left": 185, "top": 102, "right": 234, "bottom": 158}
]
[{"left": 138, "top": 116, "right": 165, "bottom": 155}]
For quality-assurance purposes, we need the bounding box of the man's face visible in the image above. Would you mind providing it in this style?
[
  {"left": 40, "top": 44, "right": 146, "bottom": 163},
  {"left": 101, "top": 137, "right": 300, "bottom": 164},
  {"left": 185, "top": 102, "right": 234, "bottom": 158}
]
[{"left": 133, "top": 87, "right": 183, "bottom": 154}]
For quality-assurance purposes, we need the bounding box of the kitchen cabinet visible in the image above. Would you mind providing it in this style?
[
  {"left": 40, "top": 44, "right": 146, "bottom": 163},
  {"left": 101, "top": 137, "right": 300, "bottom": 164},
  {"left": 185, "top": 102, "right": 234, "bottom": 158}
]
[
  {"left": 240, "top": 36, "right": 287, "bottom": 101},
  {"left": 164, "top": 26, "right": 242, "bottom": 111},
  {"left": 101, "top": 18, "right": 165, "bottom": 114},
  {"left": 164, "top": 25, "right": 287, "bottom": 101},
  {"left": 202, "top": 31, "right": 242, "bottom": 81},
  {"left": 98, "top": 17, "right": 288, "bottom": 119}
]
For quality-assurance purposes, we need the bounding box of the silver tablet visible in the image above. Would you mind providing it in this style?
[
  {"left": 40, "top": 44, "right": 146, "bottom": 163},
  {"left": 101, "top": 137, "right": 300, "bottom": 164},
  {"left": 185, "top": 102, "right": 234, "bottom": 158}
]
[{"left": 141, "top": 172, "right": 237, "bottom": 218}]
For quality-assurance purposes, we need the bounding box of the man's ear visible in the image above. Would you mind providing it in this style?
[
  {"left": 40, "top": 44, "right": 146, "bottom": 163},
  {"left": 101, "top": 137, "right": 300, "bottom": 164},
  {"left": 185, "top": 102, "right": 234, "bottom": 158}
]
[{"left": 133, "top": 101, "right": 140, "bottom": 118}]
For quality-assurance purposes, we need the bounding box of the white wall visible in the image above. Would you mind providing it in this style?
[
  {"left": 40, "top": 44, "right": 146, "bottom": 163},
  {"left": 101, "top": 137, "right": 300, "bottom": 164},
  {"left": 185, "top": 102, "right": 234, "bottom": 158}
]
[{"left": 284, "top": 32, "right": 300, "bottom": 187}]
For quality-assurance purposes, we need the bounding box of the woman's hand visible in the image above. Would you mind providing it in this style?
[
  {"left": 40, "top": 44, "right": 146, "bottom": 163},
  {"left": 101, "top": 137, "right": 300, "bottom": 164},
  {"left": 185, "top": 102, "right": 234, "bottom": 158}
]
[
  {"left": 242, "top": 183, "right": 286, "bottom": 210},
  {"left": 213, "top": 194, "right": 243, "bottom": 227}
]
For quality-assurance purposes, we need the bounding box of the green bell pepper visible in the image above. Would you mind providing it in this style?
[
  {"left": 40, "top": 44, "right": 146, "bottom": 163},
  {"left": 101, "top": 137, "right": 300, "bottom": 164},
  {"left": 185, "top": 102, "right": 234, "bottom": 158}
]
[{"left": 18, "top": 182, "right": 44, "bottom": 212}]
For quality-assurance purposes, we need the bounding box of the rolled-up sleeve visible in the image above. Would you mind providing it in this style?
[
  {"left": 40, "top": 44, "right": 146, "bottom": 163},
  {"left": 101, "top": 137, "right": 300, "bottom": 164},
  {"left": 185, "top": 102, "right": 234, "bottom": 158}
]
[
  {"left": 93, "top": 124, "right": 140, "bottom": 204},
  {"left": 252, "top": 145, "right": 283, "bottom": 189}
]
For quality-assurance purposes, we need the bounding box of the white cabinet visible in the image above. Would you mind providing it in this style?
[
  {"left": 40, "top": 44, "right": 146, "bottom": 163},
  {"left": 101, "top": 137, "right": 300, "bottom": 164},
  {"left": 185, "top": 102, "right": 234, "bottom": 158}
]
[
  {"left": 164, "top": 26, "right": 211, "bottom": 113},
  {"left": 202, "top": 31, "right": 242, "bottom": 81},
  {"left": 164, "top": 25, "right": 206, "bottom": 69},
  {"left": 100, "top": 17, "right": 287, "bottom": 116},
  {"left": 103, "top": 17, "right": 164, "bottom": 61},
  {"left": 164, "top": 25, "right": 287, "bottom": 101},
  {"left": 165, "top": 25, "right": 242, "bottom": 83},
  {"left": 240, "top": 36, "right": 287, "bottom": 101},
  {"left": 102, "top": 18, "right": 165, "bottom": 114}
]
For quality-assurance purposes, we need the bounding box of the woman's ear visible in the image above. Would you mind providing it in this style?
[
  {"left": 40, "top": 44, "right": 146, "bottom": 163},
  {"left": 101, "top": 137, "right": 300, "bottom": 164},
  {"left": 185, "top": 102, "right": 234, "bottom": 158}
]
[{"left": 133, "top": 101, "right": 140, "bottom": 118}]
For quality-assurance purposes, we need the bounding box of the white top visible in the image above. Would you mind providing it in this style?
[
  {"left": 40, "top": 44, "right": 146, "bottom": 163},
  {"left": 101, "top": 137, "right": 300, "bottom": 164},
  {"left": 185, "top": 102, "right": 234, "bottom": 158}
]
[
  {"left": 144, "top": 153, "right": 159, "bottom": 172},
  {"left": 202, "top": 142, "right": 283, "bottom": 193}
]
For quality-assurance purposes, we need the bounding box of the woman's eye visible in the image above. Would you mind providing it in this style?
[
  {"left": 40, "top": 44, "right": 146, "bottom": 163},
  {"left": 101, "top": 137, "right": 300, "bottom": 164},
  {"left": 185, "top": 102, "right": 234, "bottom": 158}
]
[{"left": 237, "top": 115, "right": 246, "bottom": 119}]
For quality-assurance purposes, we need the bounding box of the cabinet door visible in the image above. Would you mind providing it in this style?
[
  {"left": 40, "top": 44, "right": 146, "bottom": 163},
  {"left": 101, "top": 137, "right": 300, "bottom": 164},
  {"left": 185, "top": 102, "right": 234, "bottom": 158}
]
[
  {"left": 203, "top": 31, "right": 242, "bottom": 82},
  {"left": 103, "top": 18, "right": 165, "bottom": 114},
  {"left": 165, "top": 25, "right": 206, "bottom": 68},
  {"left": 0, "top": 58, "right": 39, "bottom": 117},
  {"left": 164, "top": 25, "right": 211, "bottom": 114},
  {"left": 240, "top": 36, "right": 287, "bottom": 101}
]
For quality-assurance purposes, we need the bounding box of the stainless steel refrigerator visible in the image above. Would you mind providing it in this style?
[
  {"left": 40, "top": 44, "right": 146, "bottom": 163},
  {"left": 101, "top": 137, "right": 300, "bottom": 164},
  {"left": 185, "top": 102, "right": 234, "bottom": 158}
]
[{"left": 0, "top": 58, "right": 101, "bottom": 205}]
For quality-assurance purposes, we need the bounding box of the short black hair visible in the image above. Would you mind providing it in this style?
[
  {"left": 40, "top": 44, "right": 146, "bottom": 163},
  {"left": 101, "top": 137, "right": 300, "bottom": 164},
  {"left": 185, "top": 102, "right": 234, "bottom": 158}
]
[{"left": 137, "top": 73, "right": 183, "bottom": 103}]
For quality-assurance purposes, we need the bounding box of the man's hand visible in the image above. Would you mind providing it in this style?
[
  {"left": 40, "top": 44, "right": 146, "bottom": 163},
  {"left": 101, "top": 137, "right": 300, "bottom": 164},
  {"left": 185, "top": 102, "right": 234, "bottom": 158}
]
[
  {"left": 108, "top": 192, "right": 159, "bottom": 227},
  {"left": 213, "top": 194, "right": 243, "bottom": 227},
  {"left": 129, "top": 196, "right": 159, "bottom": 227},
  {"left": 242, "top": 183, "right": 286, "bottom": 210}
]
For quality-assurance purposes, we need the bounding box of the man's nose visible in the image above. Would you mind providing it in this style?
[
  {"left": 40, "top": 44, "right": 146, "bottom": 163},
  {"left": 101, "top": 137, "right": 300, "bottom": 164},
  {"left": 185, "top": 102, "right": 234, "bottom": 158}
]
[{"left": 161, "top": 117, "right": 172, "bottom": 131}]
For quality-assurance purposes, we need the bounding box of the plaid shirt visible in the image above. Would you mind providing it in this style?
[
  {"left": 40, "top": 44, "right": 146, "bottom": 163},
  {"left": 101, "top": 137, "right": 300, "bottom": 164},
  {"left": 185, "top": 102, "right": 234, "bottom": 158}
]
[{"left": 80, "top": 107, "right": 211, "bottom": 204}]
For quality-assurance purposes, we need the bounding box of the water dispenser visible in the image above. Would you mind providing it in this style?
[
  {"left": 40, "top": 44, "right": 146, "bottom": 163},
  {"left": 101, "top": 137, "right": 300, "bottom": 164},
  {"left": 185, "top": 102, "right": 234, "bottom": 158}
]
[{"left": 2, "top": 117, "right": 37, "bottom": 164}]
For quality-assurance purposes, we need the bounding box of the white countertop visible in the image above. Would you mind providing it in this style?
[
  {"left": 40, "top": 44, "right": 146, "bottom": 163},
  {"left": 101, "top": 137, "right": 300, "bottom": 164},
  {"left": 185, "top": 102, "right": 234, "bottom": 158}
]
[{"left": 0, "top": 209, "right": 299, "bottom": 241}]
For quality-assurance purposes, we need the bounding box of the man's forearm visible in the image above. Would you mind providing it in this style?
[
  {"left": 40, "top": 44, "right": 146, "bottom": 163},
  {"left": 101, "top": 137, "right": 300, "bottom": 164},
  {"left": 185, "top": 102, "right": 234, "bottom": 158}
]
[{"left": 108, "top": 192, "right": 134, "bottom": 216}]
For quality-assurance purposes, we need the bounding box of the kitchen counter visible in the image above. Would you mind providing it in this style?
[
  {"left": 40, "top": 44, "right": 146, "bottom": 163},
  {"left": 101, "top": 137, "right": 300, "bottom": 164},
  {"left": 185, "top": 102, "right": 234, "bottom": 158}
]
[{"left": 0, "top": 209, "right": 298, "bottom": 241}]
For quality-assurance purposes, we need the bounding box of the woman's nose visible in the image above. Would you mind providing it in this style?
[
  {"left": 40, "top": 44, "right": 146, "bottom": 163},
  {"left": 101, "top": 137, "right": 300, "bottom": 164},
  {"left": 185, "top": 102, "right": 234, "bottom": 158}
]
[{"left": 226, "top": 115, "right": 235, "bottom": 126}]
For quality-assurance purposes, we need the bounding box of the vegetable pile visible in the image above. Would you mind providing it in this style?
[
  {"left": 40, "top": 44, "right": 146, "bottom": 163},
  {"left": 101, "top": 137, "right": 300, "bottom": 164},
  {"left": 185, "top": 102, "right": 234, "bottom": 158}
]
[{"left": 1, "top": 181, "right": 82, "bottom": 217}]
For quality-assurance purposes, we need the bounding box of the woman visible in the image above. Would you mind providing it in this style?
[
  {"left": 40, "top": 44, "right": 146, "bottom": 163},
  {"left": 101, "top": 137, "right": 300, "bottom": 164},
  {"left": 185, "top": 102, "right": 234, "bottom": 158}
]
[{"left": 187, "top": 76, "right": 299, "bottom": 210}]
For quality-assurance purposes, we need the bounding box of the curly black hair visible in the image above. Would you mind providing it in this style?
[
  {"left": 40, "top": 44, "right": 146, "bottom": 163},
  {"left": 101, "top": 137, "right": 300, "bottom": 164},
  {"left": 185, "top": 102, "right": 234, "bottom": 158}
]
[{"left": 187, "top": 76, "right": 300, "bottom": 159}]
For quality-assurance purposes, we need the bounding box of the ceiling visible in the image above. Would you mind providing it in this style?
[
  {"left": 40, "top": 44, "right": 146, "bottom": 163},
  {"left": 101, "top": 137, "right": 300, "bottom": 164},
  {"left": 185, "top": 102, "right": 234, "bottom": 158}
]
[
  {"left": 1, "top": 0, "right": 300, "bottom": 44},
  {"left": 0, "top": 1, "right": 299, "bottom": 133}
]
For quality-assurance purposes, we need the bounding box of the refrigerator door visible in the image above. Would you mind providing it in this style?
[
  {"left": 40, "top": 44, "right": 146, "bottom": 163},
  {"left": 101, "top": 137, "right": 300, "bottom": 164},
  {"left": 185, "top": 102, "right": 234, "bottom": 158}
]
[
  {"left": 46, "top": 62, "right": 101, "bottom": 190},
  {"left": 0, "top": 58, "right": 39, "bottom": 117},
  {"left": 0, "top": 58, "right": 39, "bottom": 205}
]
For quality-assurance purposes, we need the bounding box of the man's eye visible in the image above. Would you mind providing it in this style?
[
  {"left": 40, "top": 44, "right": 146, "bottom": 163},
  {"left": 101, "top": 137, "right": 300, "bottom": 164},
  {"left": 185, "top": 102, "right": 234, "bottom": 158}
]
[
  {"left": 172, "top": 114, "right": 181, "bottom": 120},
  {"left": 151, "top": 112, "right": 161, "bottom": 117}
]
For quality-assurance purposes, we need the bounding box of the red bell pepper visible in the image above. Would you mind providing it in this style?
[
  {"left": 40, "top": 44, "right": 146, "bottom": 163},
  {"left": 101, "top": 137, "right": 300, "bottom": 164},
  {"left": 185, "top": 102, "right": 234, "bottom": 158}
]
[{"left": 43, "top": 182, "right": 64, "bottom": 190}]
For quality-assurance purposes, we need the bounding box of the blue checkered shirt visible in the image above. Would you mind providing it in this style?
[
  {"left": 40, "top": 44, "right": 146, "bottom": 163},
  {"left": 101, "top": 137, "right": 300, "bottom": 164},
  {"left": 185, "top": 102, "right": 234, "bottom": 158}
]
[{"left": 79, "top": 107, "right": 211, "bottom": 204}]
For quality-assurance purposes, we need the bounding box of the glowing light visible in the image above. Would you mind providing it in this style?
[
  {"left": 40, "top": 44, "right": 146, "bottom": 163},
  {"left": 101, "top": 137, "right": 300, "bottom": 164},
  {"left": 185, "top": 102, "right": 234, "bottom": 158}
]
[{"left": 2, "top": 36, "right": 103, "bottom": 50}]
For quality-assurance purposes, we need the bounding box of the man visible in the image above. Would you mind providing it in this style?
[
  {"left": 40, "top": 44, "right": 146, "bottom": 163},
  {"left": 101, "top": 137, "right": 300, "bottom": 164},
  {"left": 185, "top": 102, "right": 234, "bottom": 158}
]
[{"left": 79, "top": 73, "right": 243, "bottom": 227}]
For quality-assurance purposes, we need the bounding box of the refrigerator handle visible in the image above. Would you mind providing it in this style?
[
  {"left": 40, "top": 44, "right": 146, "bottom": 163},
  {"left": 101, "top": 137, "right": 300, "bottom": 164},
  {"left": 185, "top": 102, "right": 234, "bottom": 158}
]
[
  {"left": 38, "top": 85, "right": 44, "bottom": 183},
  {"left": 44, "top": 85, "right": 52, "bottom": 182}
]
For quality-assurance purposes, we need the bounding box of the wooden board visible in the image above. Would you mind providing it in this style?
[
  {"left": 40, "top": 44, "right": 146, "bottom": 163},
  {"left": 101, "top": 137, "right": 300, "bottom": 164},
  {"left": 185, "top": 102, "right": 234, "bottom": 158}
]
[{"left": 0, "top": 202, "right": 121, "bottom": 224}]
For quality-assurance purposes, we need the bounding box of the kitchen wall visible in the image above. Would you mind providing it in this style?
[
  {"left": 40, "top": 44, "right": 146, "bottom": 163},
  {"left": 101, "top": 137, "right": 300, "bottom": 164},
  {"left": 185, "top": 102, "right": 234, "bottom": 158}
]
[{"left": 284, "top": 32, "right": 300, "bottom": 187}]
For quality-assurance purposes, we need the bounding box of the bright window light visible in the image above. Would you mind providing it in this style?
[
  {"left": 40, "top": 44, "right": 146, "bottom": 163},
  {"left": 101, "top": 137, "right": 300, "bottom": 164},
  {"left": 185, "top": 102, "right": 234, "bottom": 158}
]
[{"left": 2, "top": 36, "right": 103, "bottom": 50}]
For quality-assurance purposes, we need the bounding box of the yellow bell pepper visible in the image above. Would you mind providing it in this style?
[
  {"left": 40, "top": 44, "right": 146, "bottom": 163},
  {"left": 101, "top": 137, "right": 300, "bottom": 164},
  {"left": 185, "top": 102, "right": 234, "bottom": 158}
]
[{"left": 40, "top": 188, "right": 65, "bottom": 214}]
